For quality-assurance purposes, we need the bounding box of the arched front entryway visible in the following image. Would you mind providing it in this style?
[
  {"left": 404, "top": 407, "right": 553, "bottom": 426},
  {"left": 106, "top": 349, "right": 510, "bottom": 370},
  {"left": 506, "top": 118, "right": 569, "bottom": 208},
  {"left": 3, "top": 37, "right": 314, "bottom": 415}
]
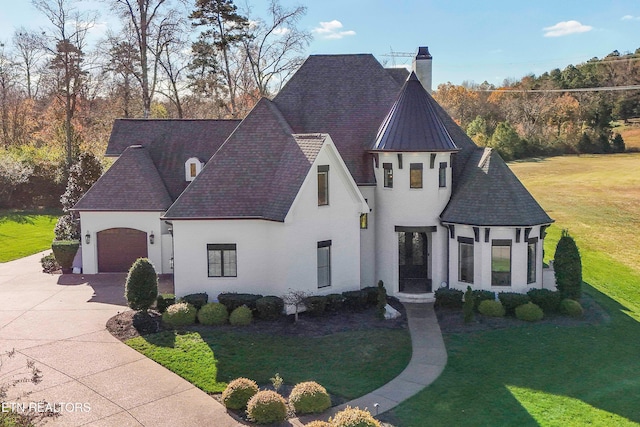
[
  {"left": 398, "top": 228, "right": 433, "bottom": 293},
  {"left": 97, "top": 228, "right": 148, "bottom": 272}
]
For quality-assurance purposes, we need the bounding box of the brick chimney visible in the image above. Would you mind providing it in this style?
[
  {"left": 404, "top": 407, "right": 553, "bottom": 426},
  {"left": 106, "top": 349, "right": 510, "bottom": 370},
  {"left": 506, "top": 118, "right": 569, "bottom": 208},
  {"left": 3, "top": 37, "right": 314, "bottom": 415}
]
[{"left": 412, "top": 46, "right": 433, "bottom": 94}]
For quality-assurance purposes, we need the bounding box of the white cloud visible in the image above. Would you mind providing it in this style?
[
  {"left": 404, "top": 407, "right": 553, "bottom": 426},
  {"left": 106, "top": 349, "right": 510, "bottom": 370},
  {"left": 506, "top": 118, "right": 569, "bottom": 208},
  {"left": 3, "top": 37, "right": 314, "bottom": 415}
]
[
  {"left": 312, "top": 20, "right": 356, "bottom": 40},
  {"left": 543, "top": 20, "right": 592, "bottom": 37},
  {"left": 621, "top": 15, "right": 640, "bottom": 21},
  {"left": 273, "top": 27, "right": 290, "bottom": 36}
]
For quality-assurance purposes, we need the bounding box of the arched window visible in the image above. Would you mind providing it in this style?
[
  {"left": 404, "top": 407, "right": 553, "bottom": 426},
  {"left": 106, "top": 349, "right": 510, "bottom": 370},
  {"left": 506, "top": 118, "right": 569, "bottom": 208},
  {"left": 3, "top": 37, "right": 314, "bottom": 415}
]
[{"left": 185, "top": 157, "right": 203, "bottom": 182}]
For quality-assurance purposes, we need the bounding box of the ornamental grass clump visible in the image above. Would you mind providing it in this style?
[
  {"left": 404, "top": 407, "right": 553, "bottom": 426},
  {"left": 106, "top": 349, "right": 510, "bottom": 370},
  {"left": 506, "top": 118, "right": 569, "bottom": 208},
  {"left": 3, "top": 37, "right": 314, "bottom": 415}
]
[
  {"left": 161, "top": 302, "right": 197, "bottom": 327},
  {"left": 478, "top": 300, "right": 506, "bottom": 317},
  {"left": 197, "top": 302, "right": 228, "bottom": 325},
  {"left": 246, "top": 390, "right": 287, "bottom": 424},
  {"left": 515, "top": 302, "right": 544, "bottom": 322},
  {"left": 290, "top": 381, "right": 332, "bottom": 415},
  {"left": 222, "top": 378, "right": 259, "bottom": 410},
  {"left": 229, "top": 305, "right": 253, "bottom": 326},
  {"left": 329, "top": 406, "right": 381, "bottom": 427}
]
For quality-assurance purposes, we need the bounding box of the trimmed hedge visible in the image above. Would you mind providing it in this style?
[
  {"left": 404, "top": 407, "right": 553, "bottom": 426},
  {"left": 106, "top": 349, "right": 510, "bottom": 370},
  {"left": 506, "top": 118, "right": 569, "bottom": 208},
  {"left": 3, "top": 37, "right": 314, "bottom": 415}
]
[
  {"left": 290, "top": 381, "right": 332, "bottom": 415},
  {"left": 218, "top": 293, "right": 264, "bottom": 312},
  {"left": 255, "top": 296, "right": 284, "bottom": 320},
  {"left": 342, "top": 290, "right": 368, "bottom": 311},
  {"left": 561, "top": 298, "right": 584, "bottom": 317},
  {"left": 125, "top": 258, "right": 158, "bottom": 312},
  {"left": 326, "top": 293, "right": 346, "bottom": 312},
  {"left": 222, "top": 378, "right": 259, "bottom": 410},
  {"left": 478, "top": 300, "right": 506, "bottom": 317},
  {"left": 156, "top": 293, "right": 175, "bottom": 313},
  {"left": 434, "top": 288, "right": 464, "bottom": 309},
  {"left": 498, "top": 292, "right": 530, "bottom": 316},
  {"left": 515, "top": 302, "right": 544, "bottom": 322},
  {"left": 197, "top": 302, "right": 228, "bottom": 325},
  {"left": 51, "top": 239, "right": 80, "bottom": 271},
  {"left": 472, "top": 290, "right": 496, "bottom": 311},
  {"left": 246, "top": 390, "right": 287, "bottom": 424},
  {"left": 162, "top": 303, "right": 197, "bottom": 327},
  {"left": 304, "top": 296, "right": 328, "bottom": 316},
  {"left": 230, "top": 305, "right": 253, "bottom": 326},
  {"left": 329, "top": 406, "right": 381, "bottom": 427},
  {"left": 361, "top": 286, "right": 379, "bottom": 306},
  {"left": 527, "top": 288, "right": 561, "bottom": 314},
  {"left": 179, "top": 293, "right": 208, "bottom": 310}
]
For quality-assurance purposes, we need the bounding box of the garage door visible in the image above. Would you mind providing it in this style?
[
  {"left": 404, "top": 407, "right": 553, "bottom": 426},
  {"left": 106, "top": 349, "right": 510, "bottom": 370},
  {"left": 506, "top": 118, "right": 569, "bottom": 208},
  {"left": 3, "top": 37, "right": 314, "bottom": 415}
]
[{"left": 97, "top": 228, "right": 148, "bottom": 272}]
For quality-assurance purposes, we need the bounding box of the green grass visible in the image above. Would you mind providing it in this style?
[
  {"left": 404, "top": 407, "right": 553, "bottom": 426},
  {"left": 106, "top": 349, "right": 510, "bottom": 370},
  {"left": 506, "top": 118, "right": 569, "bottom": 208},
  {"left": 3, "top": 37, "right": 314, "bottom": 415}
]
[
  {"left": 387, "top": 154, "right": 640, "bottom": 426},
  {"left": 127, "top": 327, "right": 411, "bottom": 399},
  {"left": 0, "top": 210, "right": 60, "bottom": 263}
]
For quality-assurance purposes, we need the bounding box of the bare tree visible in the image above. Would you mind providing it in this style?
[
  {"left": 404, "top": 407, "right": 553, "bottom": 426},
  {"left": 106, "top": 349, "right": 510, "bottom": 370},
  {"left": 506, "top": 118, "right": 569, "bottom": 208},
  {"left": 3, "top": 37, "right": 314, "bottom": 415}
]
[
  {"left": 12, "top": 29, "right": 46, "bottom": 99},
  {"left": 0, "top": 44, "right": 19, "bottom": 148}
]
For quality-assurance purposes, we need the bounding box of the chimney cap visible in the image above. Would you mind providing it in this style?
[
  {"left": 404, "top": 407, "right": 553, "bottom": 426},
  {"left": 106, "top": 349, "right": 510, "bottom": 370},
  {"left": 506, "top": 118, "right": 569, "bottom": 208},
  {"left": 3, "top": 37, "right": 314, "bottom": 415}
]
[{"left": 416, "top": 46, "right": 432, "bottom": 60}]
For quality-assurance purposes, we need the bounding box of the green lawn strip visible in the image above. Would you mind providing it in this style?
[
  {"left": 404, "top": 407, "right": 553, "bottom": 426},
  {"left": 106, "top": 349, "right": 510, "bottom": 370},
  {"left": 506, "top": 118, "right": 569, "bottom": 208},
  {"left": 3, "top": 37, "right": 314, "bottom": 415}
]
[
  {"left": 127, "top": 327, "right": 411, "bottom": 399},
  {"left": 0, "top": 210, "right": 59, "bottom": 263}
]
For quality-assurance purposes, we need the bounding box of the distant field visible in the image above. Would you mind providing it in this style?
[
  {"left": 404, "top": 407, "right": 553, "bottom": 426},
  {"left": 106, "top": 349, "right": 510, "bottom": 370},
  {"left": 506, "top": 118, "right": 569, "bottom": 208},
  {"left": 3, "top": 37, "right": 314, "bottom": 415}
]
[
  {"left": 0, "top": 211, "right": 59, "bottom": 263},
  {"left": 613, "top": 121, "right": 640, "bottom": 149}
]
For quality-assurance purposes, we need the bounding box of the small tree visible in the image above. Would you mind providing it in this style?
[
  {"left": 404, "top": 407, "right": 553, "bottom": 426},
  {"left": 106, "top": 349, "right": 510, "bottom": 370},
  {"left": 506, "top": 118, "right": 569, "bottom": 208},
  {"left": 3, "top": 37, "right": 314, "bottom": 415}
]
[
  {"left": 125, "top": 258, "right": 158, "bottom": 312},
  {"left": 282, "top": 289, "right": 307, "bottom": 322},
  {"left": 554, "top": 229, "right": 582, "bottom": 300},
  {"left": 377, "top": 280, "right": 387, "bottom": 319},
  {"left": 612, "top": 133, "right": 625, "bottom": 153},
  {"left": 463, "top": 286, "right": 475, "bottom": 323}
]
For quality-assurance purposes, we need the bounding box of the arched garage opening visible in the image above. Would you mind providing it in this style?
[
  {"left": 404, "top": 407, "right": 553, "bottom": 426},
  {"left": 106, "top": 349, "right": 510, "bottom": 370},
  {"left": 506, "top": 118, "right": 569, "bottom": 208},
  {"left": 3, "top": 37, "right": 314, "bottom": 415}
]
[{"left": 97, "top": 228, "right": 148, "bottom": 272}]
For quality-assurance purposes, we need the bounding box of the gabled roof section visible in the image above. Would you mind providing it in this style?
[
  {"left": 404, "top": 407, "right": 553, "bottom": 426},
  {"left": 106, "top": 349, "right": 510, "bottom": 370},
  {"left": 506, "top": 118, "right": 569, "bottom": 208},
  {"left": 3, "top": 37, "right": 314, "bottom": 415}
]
[
  {"left": 372, "top": 72, "right": 459, "bottom": 152},
  {"left": 164, "top": 99, "right": 325, "bottom": 222},
  {"left": 273, "top": 54, "right": 403, "bottom": 185},
  {"left": 386, "top": 67, "right": 410, "bottom": 85},
  {"left": 106, "top": 119, "right": 240, "bottom": 200},
  {"left": 73, "top": 145, "right": 172, "bottom": 211},
  {"left": 440, "top": 148, "right": 553, "bottom": 226}
]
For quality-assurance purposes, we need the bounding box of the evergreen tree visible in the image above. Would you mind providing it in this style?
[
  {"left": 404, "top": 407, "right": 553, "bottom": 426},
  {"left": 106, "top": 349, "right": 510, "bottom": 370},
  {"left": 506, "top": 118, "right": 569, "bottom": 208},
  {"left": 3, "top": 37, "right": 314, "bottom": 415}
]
[
  {"left": 489, "top": 121, "right": 523, "bottom": 160},
  {"left": 554, "top": 229, "right": 582, "bottom": 300},
  {"left": 125, "top": 258, "right": 158, "bottom": 312},
  {"left": 612, "top": 133, "right": 626, "bottom": 153}
]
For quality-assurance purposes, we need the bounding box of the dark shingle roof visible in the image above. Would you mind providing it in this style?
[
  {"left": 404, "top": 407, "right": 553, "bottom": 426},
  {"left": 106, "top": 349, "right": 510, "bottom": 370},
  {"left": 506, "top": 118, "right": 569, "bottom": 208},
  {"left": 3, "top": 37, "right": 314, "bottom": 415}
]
[
  {"left": 273, "top": 54, "right": 403, "bottom": 185},
  {"left": 440, "top": 148, "right": 553, "bottom": 226},
  {"left": 163, "top": 99, "right": 325, "bottom": 221},
  {"left": 372, "top": 73, "right": 459, "bottom": 152},
  {"left": 106, "top": 119, "right": 240, "bottom": 200},
  {"left": 73, "top": 145, "right": 172, "bottom": 211},
  {"left": 386, "top": 67, "right": 410, "bottom": 85}
]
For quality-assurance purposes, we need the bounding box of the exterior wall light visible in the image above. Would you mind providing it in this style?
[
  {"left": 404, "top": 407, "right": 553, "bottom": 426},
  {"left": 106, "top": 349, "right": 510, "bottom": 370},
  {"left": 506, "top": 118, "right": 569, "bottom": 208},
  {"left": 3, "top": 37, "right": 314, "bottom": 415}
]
[
  {"left": 85, "top": 231, "right": 90, "bottom": 245},
  {"left": 149, "top": 231, "right": 155, "bottom": 245}
]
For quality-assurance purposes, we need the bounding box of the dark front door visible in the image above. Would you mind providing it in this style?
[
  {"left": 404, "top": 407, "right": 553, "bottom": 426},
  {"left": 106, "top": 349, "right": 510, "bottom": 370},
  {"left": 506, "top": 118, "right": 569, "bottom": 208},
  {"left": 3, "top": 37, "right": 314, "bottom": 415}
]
[
  {"left": 399, "top": 232, "right": 431, "bottom": 293},
  {"left": 97, "top": 228, "right": 148, "bottom": 272}
]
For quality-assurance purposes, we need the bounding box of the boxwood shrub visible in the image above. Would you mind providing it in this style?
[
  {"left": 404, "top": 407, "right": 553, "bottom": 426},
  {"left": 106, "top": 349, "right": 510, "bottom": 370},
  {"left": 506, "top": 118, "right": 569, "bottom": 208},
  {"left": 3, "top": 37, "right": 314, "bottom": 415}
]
[
  {"left": 561, "top": 298, "right": 584, "bottom": 318},
  {"left": 230, "top": 305, "right": 253, "bottom": 326},
  {"left": 304, "top": 296, "right": 328, "bottom": 316},
  {"left": 434, "top": 288, "right": 464, "bottom": 309},
  {"left": 478, "top": 300, "right": 506, "bottom": 317},
  {"left": 246, "top": 390, "right": 287, "bottom": 425},
  {"left": 156, "top": 293, "right": 175, "bottom": 313},
  {"left": 255, "top": 296, "right": 284, "bottom": 320},
  {"left": 515, "top": 302, "right": 544, "bottom": 322},
  {"left": 342, "top": 290, "right": 368, "bottom": 311},
  {"left": 329, "top": 406, "right": 381, "bottom": 427},
  {"left": 218, "top": 293, "right": 264, "bottom": 312},
  {"left": 197, "top": 302, "right": 228, "bottom": 325},
  {"left": 289, "top": 381, "right": 331, "bottom": 414},
  {"left": 162, "top": 302, "right": 197, "bottom": 327},
  {"left": 361, "top": 286, "right": 379, "bottom": 306},
  {"left": 305, "top": 421, "right": 330, "bottom": 427},
  {"left": 527, "top": 288, "right": 561, "bottom": 314},
  {"left": 472, "top": 290, "right": 495, "bottom": 311},
  {"left": 498, "top": 292, "right": 530, "bottom": 316},
  {"left": 325, "top": 293, "right": 346, "bottom": 312},
  {"left": 222, "top": 377, "right": 259, "bottom": 410},
  {"left": 179, "top": 293, "right": 208, "bottom": 310}
]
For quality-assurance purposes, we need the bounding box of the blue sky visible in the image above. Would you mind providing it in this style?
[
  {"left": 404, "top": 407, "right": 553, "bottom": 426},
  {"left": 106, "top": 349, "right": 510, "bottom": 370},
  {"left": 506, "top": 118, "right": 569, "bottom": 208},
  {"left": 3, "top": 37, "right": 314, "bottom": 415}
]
[{"left": 1, "top": 0, "right": 639, "bottom": 87}]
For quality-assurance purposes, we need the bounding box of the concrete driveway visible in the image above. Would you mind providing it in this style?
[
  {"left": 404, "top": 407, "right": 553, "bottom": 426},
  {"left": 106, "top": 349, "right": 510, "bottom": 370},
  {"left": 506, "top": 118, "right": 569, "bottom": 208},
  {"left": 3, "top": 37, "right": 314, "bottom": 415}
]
[{"left": 0, "top": 252, "right": 239, "bottom": 426}]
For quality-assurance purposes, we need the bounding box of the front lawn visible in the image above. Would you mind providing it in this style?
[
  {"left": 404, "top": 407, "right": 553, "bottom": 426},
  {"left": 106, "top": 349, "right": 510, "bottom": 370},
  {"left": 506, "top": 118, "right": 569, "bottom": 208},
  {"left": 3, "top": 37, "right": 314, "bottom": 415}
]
[
  {"left": 0, "top": 210, "right": 60, "bottom": 263},
  {"left": 127, "top": 328, "right": 411, "bottom": 399}
]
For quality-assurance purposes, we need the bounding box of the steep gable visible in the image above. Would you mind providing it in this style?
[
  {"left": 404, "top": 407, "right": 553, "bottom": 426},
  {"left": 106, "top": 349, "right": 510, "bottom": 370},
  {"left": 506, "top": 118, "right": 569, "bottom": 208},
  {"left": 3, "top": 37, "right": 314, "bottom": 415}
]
[
  {"left": 106, "top": 119, "right": 240, "bottom": 200},
  {"left": 74, "top": 145, "right": 172, "bottom": 211},
  {"left": 164, "top": 99, "right": 325, "bottom": 222},
  {"left": 273, "top": 54, "right": 403, "bottom": 184}
]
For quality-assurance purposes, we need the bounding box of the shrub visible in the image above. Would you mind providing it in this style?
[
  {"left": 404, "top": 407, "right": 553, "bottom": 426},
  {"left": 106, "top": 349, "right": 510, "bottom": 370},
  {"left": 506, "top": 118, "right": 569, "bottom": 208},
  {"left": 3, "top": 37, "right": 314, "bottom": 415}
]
[
  {"left": 41, "top": 253, "right": 60, "bottom": 273},
  {"left": 326, "top": 293, "right": 346, "bottom": 312},
  {"left": 198, "top": 302, "right": 229, "bottom": 325},
  {"left": 246, "top": 390, "right": 287, "bottom": 424},
  {"left": 125, "top": 258, "right": 158, "bottom": 312},
  {"left": 229, "top": 305, "right": 253, "bottom": 326},
  {"left": 222, "top": 377, "right": 259, "bottom": 410},
  {"left": 472, "top": 290, "right": 495, "bottom": 311},
  {"left": 478, "top": 300, "right": 506, "bottom": 317},
  {"left": 342, "top": 290, "right": 368, "bottom": 311},
  {"left": 289, "top": 381, "right": 332, "bottom": 414},
  {"left": 527, "top": 289, "right": 561, "bottom": 314},
  {"left": 498, "top": 292, "right": 530, "bottom": 316},
  {"left": 304, "top": 296, "right": 328, "bottom": 316},
  {"left": 218, "top": 293, "right": 264, "bottom": 312},
  {"left": 162, "top": 302, "right": 197, "bottom": 327},
  {"left": 306, "top": 421, "right": 331, "bottom": 427},
  {"left": 434, "top": 288, "right": 463, "bottom": 309},
  {"left": 376, "top": 280, "right": 387, "bottom": 319},
  {"left": 329, "top": 406, "right": 380, "bottom": 427},
  {"left": 361, "top": 286, "right": 379, "bottom": 306},
  {"left": 179, "top": 293, "right": 208, "bottom": 310},
  {"left": 463, "top": 286, "right": 475, "bottom": 323},
  {"left": 50, "top": 239, "right": 80, "bottom": 272},
  {"left": 515, "top": 302, "right": 544, "bottom": 322},
  {"left": 554, "top": 229, "right": 582, "bottom": 300},
  {"left": 561, "top": 299, "right": 584, "bottom": 318},
  {"left": 156, "top": 293, "right": 175, "bottom": 313},
  {"left": 255, "top": 296, "right": 284, "bottom": 320}
]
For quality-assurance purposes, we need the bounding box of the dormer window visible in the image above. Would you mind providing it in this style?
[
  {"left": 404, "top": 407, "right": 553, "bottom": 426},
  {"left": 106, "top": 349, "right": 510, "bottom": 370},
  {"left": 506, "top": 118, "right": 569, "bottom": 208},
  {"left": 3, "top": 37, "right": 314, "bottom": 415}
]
[{"left": 185, "top": 157, "right": 203, "bottom": 182}]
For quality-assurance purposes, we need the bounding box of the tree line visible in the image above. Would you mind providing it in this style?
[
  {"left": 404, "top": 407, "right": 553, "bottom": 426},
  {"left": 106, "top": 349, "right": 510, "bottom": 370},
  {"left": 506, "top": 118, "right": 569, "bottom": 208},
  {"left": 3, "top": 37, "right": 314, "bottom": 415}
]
[
  {"left": 0, "top": 0, "right": 309, "bottom": 209},
  {"left": 433, "top": 49, "right": 640, "bottom": 160}
]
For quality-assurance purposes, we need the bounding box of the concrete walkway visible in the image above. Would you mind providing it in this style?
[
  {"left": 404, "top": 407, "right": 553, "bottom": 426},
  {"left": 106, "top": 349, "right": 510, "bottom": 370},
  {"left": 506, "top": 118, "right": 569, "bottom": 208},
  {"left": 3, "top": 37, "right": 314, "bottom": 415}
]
[{"left": 292, "top": 303, "right": 447, "bottom": 425}]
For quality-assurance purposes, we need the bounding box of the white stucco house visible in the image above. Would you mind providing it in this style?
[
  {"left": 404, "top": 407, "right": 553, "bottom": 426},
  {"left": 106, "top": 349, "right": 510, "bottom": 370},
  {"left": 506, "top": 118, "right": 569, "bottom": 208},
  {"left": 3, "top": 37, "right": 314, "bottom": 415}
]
[{"left": 73, "top": 47, "right": 553, "bottom": 301}]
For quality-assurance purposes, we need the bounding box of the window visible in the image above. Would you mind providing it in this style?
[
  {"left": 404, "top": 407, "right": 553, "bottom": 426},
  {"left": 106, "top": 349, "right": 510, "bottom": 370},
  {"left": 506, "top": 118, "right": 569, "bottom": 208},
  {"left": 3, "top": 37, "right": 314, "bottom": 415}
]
[
  {"left": 383, "top": 163, "right": 393, "bottom": 188},
  {"left": 430, "top": 153, "right": 436, "bottom": 169},
  {"left": 410, "top": 163, "right": 423, "bottom": 188},
  {"left": 360, "top": 213, "right": 368, "bottom": 229},
  {"left": 318, "top": 165, "right": 329, "bottom": 206},
  {"left": 185, "top": 157, "right": 202, "bottom": 182},
  {"left": 458, "top": 237, "right": 474, "bottom": 283},
  {"left": 317, "top": 240, "right": 331, "bottom": 288},
  {"left": 207, "top": 244, "right": 237, "bottom": 277},
  {"left": 527, "top": 238, "right": 538, "bottom": 284},
  {"left": 491, "top": 240, "right": 511, "bottom": 286},
  {"left": 438, "top": 162, "right": 447, "bottom": 187},
  {"left": 189, "top": 163, "right": 197, "bottom": 178}
]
